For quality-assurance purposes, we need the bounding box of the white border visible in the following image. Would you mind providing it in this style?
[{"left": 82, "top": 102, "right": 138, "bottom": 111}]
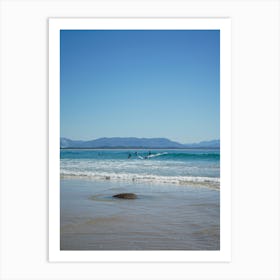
[{"left": 49, "top": 18, "right": 231, "bottom": 262}]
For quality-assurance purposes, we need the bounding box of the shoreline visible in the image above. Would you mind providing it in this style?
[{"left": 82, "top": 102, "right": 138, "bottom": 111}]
[{"left": 60, "top": 173, "right": 220, "bottom": 191}]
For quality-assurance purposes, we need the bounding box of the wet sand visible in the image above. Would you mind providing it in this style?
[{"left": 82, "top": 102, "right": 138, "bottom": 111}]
[{"left": 60, "top": 178, "right": 220, "bottom": 250}]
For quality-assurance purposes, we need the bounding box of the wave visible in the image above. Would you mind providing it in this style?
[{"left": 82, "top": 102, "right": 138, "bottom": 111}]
[
  {"left": 155, "top": 152, "right": 219, "bottom": 160},
  {"left": 137, "top": 152, "right": 219, "bottom": 161},
  {"left": 138, "top": 152, "right": 168, "bottom": 159},
  {"left": 60, "top": 150, "right": 220, "bottom": 161},
  {"left": 60, "top": 170, "right": 220, "bottom": 190}
]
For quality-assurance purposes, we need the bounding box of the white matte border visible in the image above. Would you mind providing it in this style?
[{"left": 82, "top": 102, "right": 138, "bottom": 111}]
[{"left": 49, "top": 18, "right": 231, "bottom": 262}]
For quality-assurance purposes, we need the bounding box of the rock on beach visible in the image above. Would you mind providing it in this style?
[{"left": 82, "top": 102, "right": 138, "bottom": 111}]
[{"left": 113, "top": 193, "right": 137, "bottom": 199}]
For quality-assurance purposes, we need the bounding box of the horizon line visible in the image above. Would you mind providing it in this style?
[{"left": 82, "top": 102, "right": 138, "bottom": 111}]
[{"left": 60, "top": 136, "right": 220, "bottom": 144}]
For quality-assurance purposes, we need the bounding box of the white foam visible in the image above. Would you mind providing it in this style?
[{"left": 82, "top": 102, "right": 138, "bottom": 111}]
[
  {"left": 147, "top": 152, "right": 168, "bottom": 158},
  {"left": 60, "top": 170, "right": 220, "bottom": 189}
]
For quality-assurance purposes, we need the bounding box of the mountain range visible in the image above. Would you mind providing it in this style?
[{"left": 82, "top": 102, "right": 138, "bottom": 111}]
[{"left": 60, "top": 137, "right": 220, "bottom": 149}]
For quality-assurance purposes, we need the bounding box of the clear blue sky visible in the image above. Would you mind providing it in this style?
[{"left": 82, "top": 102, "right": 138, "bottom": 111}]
[{"left": 60, "top": 30, "right": 220, "bottom": 144}]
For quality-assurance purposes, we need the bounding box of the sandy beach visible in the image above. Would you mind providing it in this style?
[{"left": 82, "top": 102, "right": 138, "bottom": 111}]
[{"left": 60, "top": 178, "right": 220, "bottom": 250}]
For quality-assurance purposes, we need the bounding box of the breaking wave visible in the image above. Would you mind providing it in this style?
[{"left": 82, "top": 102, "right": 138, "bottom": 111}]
[{"left": 60, "top": 170, "right": 220, "bottom": 190}]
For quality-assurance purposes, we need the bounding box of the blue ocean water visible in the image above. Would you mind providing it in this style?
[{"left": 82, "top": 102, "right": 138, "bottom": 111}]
[{"left": 60, "top": 149, "right": 220, "bottom": 189}]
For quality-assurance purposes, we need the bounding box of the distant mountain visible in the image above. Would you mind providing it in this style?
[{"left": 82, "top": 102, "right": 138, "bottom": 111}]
[
  {"left": 183, "top": 139, "right": 220, "bottom": 148},
  {"left": 60, "top": 137, "right": 185, "bottom": 149},
  {"left": 60, "top": 137, "right": 220, "bottom": 149}
]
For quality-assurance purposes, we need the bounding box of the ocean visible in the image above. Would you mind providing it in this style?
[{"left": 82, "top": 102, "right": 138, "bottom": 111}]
[{"left": 60, "top": 149, "right": 220, "bottom": 190}]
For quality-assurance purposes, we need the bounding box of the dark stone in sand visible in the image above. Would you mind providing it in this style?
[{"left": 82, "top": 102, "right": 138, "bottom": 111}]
[{"left": 113, "top": 193, "right": 137, "bottom": 199}]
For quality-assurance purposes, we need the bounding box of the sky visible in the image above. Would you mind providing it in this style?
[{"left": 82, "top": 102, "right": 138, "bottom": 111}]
[{"left": 60, "top": 30, "right": 220, "bottom": 144}]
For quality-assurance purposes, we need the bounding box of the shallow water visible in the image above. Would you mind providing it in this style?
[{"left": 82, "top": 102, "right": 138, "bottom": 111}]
[{"left": 60, "top": 178, "right": 220, "bottom": 250}]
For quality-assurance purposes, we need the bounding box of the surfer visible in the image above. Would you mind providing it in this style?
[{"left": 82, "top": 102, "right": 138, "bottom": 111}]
[
  {"left": 128, "top": 153, "right": 132, "bottom": 159},
  {"left": 148, "top": 151, "right": 152, "bottom": 156}
]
